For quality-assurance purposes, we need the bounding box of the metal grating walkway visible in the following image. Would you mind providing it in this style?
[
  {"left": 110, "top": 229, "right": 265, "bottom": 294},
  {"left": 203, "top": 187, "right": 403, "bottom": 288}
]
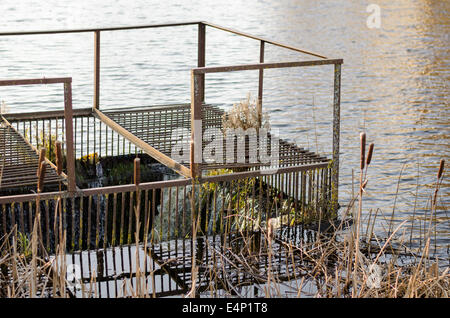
[
  {"left": 0, "top": 118, "right": 66, "bottom": 191},
  {"left": 101, "top": 104, "right": 329, "bottom": 172}
]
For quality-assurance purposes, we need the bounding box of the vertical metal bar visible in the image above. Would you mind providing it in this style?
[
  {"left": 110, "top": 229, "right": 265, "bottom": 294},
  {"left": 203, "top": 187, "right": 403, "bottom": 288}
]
[
  {"left": 190, "top": 71, "right": 203, "bottom": 178},
  {"left": 198, "top": 22, "right": 206, "bottom": 102},
  {"left": 258, "top": 40, "right": 265, "bottom": 127},
  {"left": 331, "top": 63, "right": 341, "bottom": 213},
  {"left": 94, "top": 30, "right": 101, "bottom": 110},
  {"left": 64, "top": 81, "right": 76, "bottom": 192}
]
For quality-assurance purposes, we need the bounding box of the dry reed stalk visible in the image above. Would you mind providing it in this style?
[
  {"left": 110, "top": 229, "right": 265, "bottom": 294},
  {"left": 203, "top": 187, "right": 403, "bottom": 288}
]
[
  {"left": 37, "top": 161, "right": 47, "bottom": 193},
  {"left": 55, "top": 141, "right": 63, "bottom": 176},
  {"left": 37, "top": 148, "right": 46, "bottom": 177},
  {"left": 352, "top": 132, "right": 366, "bottom": 296}
]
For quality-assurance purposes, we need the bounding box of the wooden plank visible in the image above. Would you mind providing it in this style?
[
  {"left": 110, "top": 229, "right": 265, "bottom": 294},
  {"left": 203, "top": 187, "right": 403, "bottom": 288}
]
[
  {"left": 193, "top": 59, "right": 343, "bottom": 74},
  {"left": 93, "top": 108, "right": 191, "bottom": 178}
]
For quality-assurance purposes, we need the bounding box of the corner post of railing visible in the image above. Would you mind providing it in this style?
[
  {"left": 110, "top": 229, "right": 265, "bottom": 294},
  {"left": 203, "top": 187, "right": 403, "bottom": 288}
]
[
  {"left": 198, "top": 23, "right": 206, "bottom": 103},
  {"left": 63, "top": 79, "right": 76, "bottom": 193},
  {"left": 331, "top": 62, "right": 342, "bottom": 213},
  {"left": 258, "top": 40, "right": 265, "bottom": 127},
  {"left": 93, "top": 30, "right": 101, "bottom": 110},
  {"left": 190, "top": 70, "right": 203, "bottom": 179}
]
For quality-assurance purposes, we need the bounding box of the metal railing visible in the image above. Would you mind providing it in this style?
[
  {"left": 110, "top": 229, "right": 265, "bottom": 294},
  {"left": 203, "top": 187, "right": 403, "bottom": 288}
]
[{"left": 0, "top": 22, "right": 342, "bottom": 206}]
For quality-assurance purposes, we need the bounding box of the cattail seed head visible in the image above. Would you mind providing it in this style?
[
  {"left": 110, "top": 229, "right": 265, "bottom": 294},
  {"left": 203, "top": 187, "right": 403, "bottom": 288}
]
[
  {"left": 360, "top": 133, "right": 366, "bottom": 170},
  {"left": 55, "top": 141, "right": 63, "bottom": 176},
  {"left": 37, "top": 161, "right": 47, "bottom": 193},
  {"left": 366, "top": 143, "right": 374, "bottom": 166},
  {"left": 37, "top": 148, "right": 46, "bottom": 176},
  {"left": 134, "top": 158, "right": 140, "bottom": 185},
  {"left": 438, "top": 159, "right": 445, "bottom": 179}
]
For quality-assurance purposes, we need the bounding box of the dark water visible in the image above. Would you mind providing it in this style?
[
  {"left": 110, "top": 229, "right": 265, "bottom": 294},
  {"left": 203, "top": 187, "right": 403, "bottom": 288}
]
[{"left": 0, "top": 0, "right": 448, "bottom": 255}]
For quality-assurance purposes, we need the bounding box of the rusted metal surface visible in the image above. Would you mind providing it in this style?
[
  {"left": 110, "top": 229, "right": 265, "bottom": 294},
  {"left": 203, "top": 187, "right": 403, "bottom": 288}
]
[
  {"left": 331, "top": 63, "right": 341, "bottom": 212},
  {"left": 0, "top": 77, "right": 72, "bottom": 86},
  {"left": 201, "top": 21, "right": 328, "bottom": 59},
  {"left": 193, "top": 59, "right": 343, "bottom": 74},
  {"left": 190, "top": 72, "right": 203, "bottom": 178},
  {"left": 3, "top": 108, "right": 92, "bottom": 121},
  {"left": 0, "top": 21, "right": 202, "bottom": 36},
  {"left": 63, "top": 81, "right": 76, "bottom": 192},
  {"left": 257, "top": 40, "right": 265, "bottom": 127},
  {"left": 93, "top": 31, "right": 101, "bottom": 110},
  {"left": 198, "top": 23, "right": 206, "bottom": 103}
]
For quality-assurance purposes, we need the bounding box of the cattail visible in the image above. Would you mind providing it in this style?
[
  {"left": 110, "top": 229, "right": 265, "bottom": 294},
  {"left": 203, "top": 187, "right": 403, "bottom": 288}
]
[
  {"left": 55, "top": 141, "right": 63, "bottom": 176},
  {"left": 134, "top": 158, "right": 140, "bottom": 185},
  {"left": 37, "top": 161, "right": 47, "bottom": 193},
  {"left": 360, "top": 133, "right": 366, "bottom": 170},
  {"left": 438, "top": 159, "right": 445, "bottom": 179},
  {"left": 37, "top": 148, "right": 46, "bottom": 176},
  {"left": 366, "top": 143, "right": 374, "bottom": 166}
]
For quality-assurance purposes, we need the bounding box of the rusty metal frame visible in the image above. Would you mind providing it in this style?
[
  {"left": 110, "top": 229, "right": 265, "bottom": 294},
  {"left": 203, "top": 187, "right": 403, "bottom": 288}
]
[
  {"left": 0, "top": 21, "right": 342, "bottom": 207},
  {"left": 0, "top": 77, "right": 76, "bottom": 192}
]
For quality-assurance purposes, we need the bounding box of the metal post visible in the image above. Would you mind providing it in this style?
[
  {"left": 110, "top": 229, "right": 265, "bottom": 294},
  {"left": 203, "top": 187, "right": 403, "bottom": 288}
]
[
  {"left": 258, "top": 40, "right": 265, "bottom": 127},
  {"left": 64, "top": 81, "right": 76, "bottom": 192},
  {"left": 190, "top": 71, "right": 202, "bottom": 178},
  {"left": 93, "top": 30, "right": 100, "bottom": 109},
  {"left": 198, "top": 23, "right": 206, "bottom": 102},
  {"left": 331, "top": 63, "right": 342, "bottom": 213}
]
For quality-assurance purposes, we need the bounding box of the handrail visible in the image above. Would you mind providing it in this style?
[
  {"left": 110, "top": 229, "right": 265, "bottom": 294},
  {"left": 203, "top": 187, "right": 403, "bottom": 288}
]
[
  {"left": 192, "top": 58, "right": 343, "bottom": 74},
  {"left": 202, "top": 21, "right": 328, "bottom": 59},
  {"left": 0, "top": 161, "right": 330, "bottom": 204},
  {"left": 0, "top": 21, "right": 334, "bottom": 110},
  {"left": 0, "top": 20, "right": 327, "bottom": 58},
  {"left": 0, "top": 21, "right": 202, "bottom": 36}
]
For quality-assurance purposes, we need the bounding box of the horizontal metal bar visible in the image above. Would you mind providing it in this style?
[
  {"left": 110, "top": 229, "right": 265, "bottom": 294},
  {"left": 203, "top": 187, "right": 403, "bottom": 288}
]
[
  {"left": 0, "top": 161, "right": 329, "bottom": 204},
  {"left": 0, "top": 77, "right": 72, "bottom": 86},
  {"left": 192, "top": 58, "right": 343, "bottom": 74},
  {"left": 0, "top": 21, "right": 202, "bottom": 36},
  {"left": 202, "top": 21, "right": 328, "bottom": 59},
  {"left": 4, "top": 108, "right": 92, "bottom": 121},
  {"left": 0, "top": 178, "right": 191, "bottom": 204},
  {"left": 200, "top": 162, "right": 329, "bottom": 183}
]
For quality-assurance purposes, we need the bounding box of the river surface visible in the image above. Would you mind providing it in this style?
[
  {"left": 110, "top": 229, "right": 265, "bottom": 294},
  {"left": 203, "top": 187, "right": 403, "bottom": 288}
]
[{"left": 0, "top": 0, "right": 448, "bottom": 257}]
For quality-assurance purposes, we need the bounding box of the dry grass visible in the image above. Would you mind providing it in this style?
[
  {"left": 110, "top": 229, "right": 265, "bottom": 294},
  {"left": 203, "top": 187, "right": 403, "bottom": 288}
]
[
  {"left": 222, "top": 93, "right": 270, "bottom": 132},
  {"left": 0, "top": 134, "right": 448, "bottom": 298}
]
